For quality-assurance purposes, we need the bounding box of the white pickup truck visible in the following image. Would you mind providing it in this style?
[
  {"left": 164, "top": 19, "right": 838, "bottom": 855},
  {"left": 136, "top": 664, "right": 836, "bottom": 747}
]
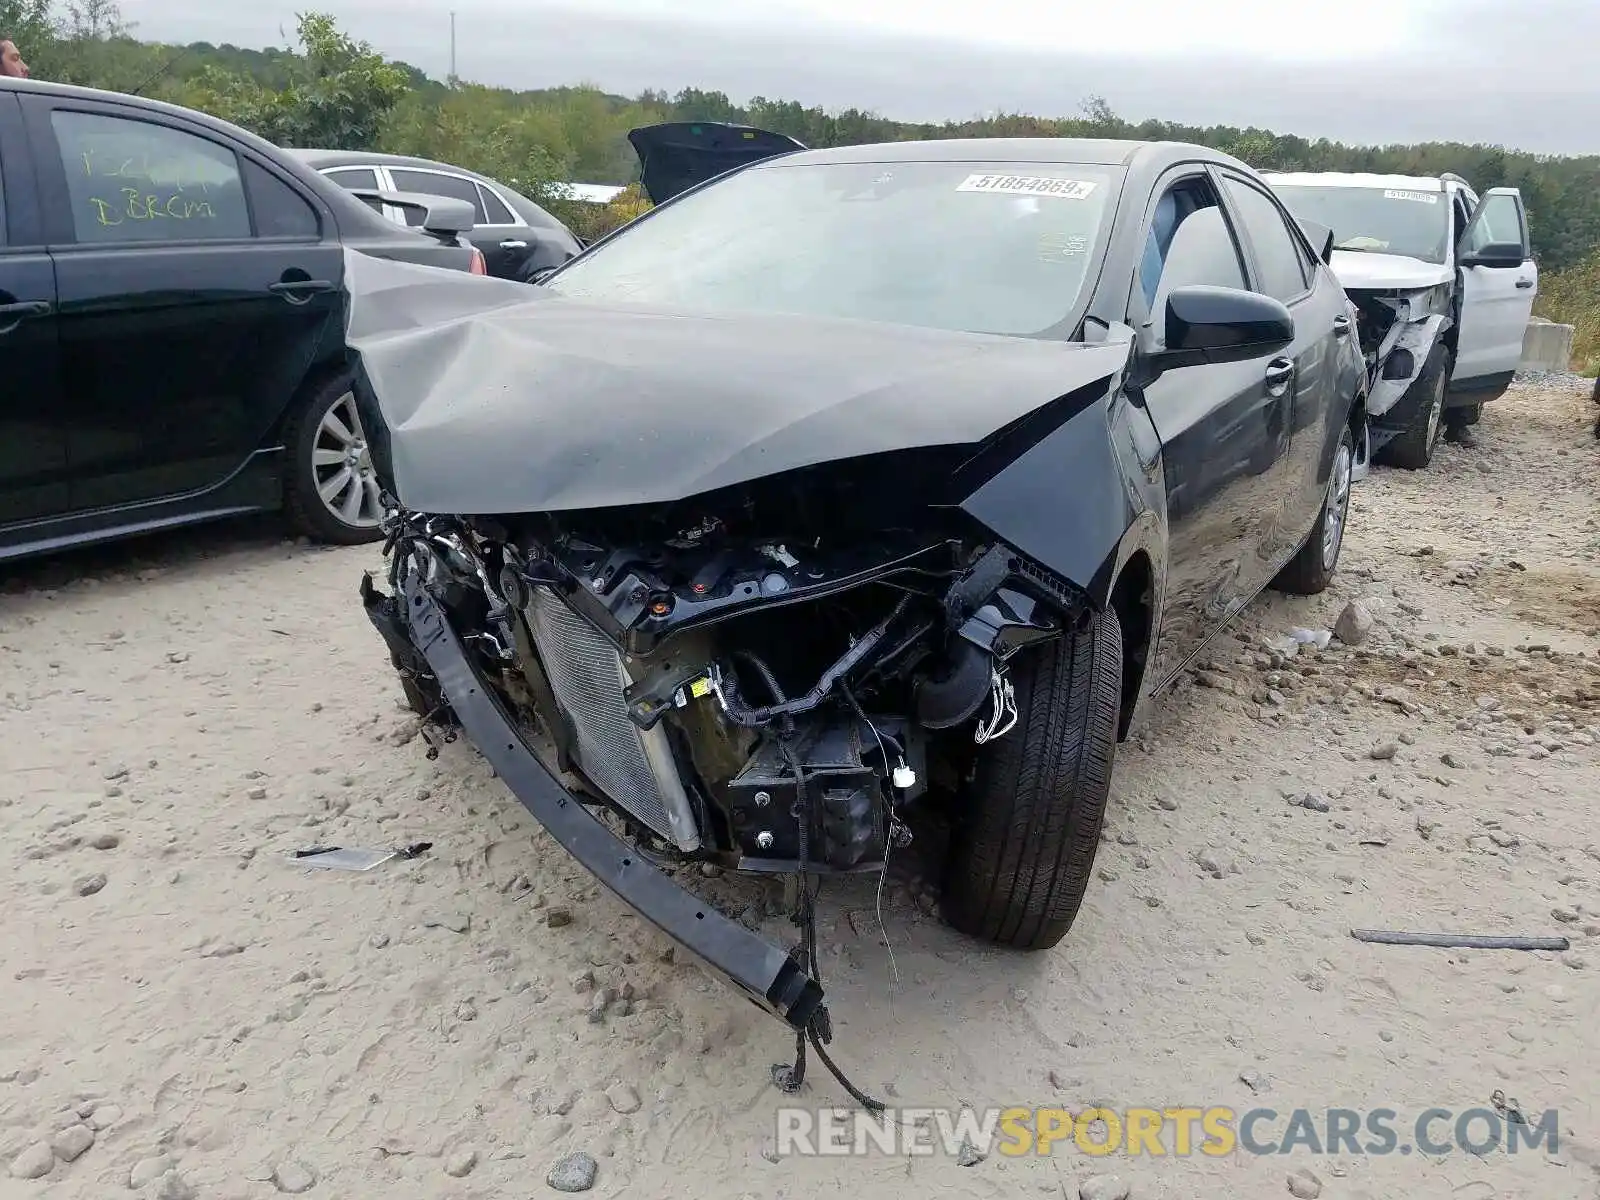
[{"left": 1264, "top": 171, "right": 1538, "bottom": 470}]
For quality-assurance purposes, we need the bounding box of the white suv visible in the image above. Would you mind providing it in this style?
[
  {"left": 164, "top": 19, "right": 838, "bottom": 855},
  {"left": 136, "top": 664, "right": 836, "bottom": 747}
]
[{"left": 1265, "top": 171, "right": 1537, "bottom": 468}]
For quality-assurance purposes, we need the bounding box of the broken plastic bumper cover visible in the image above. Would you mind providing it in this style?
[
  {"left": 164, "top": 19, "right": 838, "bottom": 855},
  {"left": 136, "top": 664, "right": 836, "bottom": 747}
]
[{"left": 397, "top": 569, "right": 824, "bottom": 1031}]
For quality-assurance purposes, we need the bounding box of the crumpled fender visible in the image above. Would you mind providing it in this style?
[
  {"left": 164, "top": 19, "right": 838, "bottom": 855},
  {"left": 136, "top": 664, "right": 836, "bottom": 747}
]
[{"left": 1369, "top": 314, "right": 1449, "bottom": 418}]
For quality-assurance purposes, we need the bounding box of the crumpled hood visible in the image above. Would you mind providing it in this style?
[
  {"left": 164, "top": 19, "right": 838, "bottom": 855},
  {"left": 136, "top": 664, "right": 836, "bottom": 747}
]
[
  {"left": 339, "top": 248, "right": 1130, "bottom": 516},
  {"left": 1329, "top": 249, "right": 1452, "bottom": 291},
  {"left": 627, "top": 121, "right": 807, "bottom": 205}
]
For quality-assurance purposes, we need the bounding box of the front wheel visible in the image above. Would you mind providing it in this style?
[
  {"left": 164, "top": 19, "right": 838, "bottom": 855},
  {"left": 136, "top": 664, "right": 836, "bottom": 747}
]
[
  {"left": 282, "top": 375, "right": 387, "bottom": 545},
  {"left": 940, "top": 607, "right": 1122, "bottom": 951},
  {"left": 1374, "top": 343, "right": 1450, "bottom": 470}
]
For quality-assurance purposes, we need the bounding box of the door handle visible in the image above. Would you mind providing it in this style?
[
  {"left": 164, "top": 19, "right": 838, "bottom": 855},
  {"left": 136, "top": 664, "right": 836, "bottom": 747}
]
[
  {"left": 1332, "top": 314, "right": 1351, "bottom": 337},
  {"left": 1515, "top": 279, "right": 1533, "bottom": 289},
  {"left": 499, "top": 239, "right": 528, "bottom": 250},
  {"left": 269, "top": 279, "right": 337, "bottom": 296},
  {"left": 1264, "top": 357, "right": 1295, "bottom": 397},
  {"left": 0, "top": 299, "right": 51, "bottom": 334}
]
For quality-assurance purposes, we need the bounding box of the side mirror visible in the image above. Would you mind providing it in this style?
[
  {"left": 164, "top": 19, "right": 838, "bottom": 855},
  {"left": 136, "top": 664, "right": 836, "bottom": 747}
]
[
  {"left": 1164, "top": 284, "right": 1295, "bottom": 360},
  {"left": 1458, "top": 241, "right": 1525, "bottom": 270},
  {"left": 1297, "top": 217, "right": 1335, "bottom": 265}
]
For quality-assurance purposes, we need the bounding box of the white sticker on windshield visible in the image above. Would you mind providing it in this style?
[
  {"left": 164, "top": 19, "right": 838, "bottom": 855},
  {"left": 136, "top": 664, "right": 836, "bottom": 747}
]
[
  {"left": 1383, "top": 189, "right": 1439, "bottom": 204},
  {"left": 957, "top": 174, "right": 1098, "bottom": 199}
]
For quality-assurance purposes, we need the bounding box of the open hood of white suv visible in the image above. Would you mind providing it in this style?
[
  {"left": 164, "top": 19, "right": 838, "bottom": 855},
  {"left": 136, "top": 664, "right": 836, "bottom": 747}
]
[{"left": 1329, "top": 249, "right": 1452, "bottom": 291}]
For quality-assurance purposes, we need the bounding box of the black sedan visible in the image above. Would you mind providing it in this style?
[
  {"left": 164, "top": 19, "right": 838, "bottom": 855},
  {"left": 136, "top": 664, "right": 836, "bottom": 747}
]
[
  {"left": 0, "top": 77, "right": 487, "bottom": 564},
  {"left": 349, "top": 137, "right": 1366, "bottom": 1033},
  {"left": 289, "top": 148, "right": 584, "bottom": 282}
]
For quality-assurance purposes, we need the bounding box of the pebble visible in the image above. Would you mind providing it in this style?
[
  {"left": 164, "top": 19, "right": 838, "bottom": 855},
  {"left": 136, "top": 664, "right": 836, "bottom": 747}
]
[
  {"left": 1440, "top": 752, "right": 1469, "bottom": 769},
  {"left": 1079, "top": 1174, "right": 1131, "bottom": 1200},
  {"left": 571, "top": 968, "right": 596, "bottom": 994},
  {"left": 1288, "top": 793, "right": 1331, "bottom": 813},
  {"left": 8, "top": 1141, "right": 54, "bottom": 1179},
  {"left": 1369, "top": 742, "right": 1399, "bottom": 760},
  {"left": 369, "top": 933, "right": 390, "bottom": 950},
  {"left": 1287, "top": 1167, "right": 1324, "bottom": 1198},
  {"left": 547, "top": 1151, "right": 598, "bottom": 1192},
  {"left": 51, "top": 1123, "right": 95, "bottom": 1161},
  {"left": 444, "top": 1147, "right": 479, "bottom": 1177},
  {"left": 1156, "top": 796, "right": 1180, "bottom": 811},
  {"left": 607, "top": 1082, "right": 642, "bottom": 1114},
  {"left": 247, "top": 787, "right": 268, "bottom": 801},
  {"left": 87, "top": 1104, "right": 122, "bottom": 1130},
  {"left": 423, "top": 911, "right": 471, "bottom": 934},
  {"left": 1239, "top": 1068, "right": 1269, "bottom": 1093},
  {"left": 130, "top": 1156, "right": 176, "bottom": 1188},
  {"left": 272, "top": 1160, "right": 318, "bottom": 1193},
  {"left": 74, "top": 873, "right": 108, "bottom": 897},
  {"left": 545, "top": 908, "right": 574, "bottom": 929},
  {"left": 1552, "top": 908, "right": 1580, "bottom": 924},
  {"left": 90, "top": 833, "right": 121, "bottom": 850},
  {"left": 956, "top": 1136, "right": 985, "bottom": 1166}
]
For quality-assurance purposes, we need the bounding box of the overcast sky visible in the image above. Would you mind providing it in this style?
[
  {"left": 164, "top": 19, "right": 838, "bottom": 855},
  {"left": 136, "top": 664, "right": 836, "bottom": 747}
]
[{"left": 113, "top": 0, "right": 1600, "bottom": 156}]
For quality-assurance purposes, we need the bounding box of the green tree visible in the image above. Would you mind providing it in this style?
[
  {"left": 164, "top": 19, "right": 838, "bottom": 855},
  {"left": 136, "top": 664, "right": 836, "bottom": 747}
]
[{"left": 185, "top": 12, "right": 408, "bottom": 148}]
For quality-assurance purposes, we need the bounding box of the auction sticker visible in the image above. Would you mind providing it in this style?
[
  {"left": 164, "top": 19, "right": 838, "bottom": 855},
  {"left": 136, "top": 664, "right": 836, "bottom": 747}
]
[
  {"left": 1383, "top": 189, "right": 1439, "bottom": 204},
  {"left": 957, "top": 174, "right": 1098, "bottom": 199}
]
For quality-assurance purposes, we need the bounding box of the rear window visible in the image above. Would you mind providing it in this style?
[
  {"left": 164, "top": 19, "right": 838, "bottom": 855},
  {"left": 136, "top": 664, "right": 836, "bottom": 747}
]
[{"left": 546, "top": 160, "right": 1119, "bottom": 338}]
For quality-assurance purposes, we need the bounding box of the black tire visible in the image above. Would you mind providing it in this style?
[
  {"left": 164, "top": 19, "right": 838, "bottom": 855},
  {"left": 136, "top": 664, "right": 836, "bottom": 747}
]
[
  {"left": 282, "top": 373, "right": 387, "bottom": 545},
  {"left": 1272, "top": 423, "right": 1354, "bottom": 596},
  {"left": 940, "top": 607, "right": 1122, "bottom": 951},
  {"left": 1374, "top": 342, "right": 1450, "bottom": 470}
]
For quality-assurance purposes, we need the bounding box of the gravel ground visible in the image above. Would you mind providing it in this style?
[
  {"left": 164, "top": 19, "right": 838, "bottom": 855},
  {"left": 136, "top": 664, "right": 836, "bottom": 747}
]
[{"left": 2, "top": 376, "right": 1597, "bottom": 1200}]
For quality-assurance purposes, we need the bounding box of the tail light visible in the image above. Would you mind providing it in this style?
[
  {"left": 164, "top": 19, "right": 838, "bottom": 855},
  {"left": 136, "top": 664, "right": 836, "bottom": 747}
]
[{"left": 468, "top": 247, "right": 487, "bottom": 275}]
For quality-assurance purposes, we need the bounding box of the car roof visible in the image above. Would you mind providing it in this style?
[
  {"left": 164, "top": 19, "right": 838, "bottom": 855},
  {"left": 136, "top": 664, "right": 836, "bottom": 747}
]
[
  {"left": 1264, "top": 170, "right": 1458, "bottom": 193},
  {"left": 0, "top": 77, "right": 430, "bottom": 237},
  {"left": 287, "top": 148, "right": 519, "bottom": 188},
  {"left": 771, "top": 137, "right": 1209, "bottom": 169}
]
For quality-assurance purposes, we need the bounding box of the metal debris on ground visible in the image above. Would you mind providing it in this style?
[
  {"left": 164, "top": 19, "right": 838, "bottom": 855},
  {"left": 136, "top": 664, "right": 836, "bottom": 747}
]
[
  {"left": 289, "top": 842, "right": 433, "bottom": 871},
  {"left": 1349, "top": 929, "right": 1570, "bottom": 952}
]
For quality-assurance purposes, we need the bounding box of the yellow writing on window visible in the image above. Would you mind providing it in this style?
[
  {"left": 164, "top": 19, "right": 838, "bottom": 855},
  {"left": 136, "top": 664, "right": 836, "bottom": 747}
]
[
  {"left": 77, "top": 145, "right": 215, "bottom": 195},
  {"left": 88, "top": 187, "right": 219, "bottom": 227}
]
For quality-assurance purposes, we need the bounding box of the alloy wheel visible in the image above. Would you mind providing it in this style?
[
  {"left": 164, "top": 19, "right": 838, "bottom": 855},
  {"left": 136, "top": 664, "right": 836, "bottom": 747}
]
[
  {"left": 1321, "top": 440, "right": 1353, "bottom": 572},
  {"left": 311, "top": 392, "right": 383, "bottom": 530}
]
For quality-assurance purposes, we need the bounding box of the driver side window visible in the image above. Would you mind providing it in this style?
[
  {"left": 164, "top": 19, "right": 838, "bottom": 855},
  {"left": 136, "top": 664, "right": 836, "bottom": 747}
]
[{"left": 1136, "top": 176, "right": 1248, "bottom": 349}]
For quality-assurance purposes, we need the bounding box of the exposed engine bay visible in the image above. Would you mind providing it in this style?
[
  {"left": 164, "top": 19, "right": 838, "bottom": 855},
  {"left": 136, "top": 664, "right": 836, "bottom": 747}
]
[{"left": 360, "top": 465, "right": 1093, "bottom": 1103}]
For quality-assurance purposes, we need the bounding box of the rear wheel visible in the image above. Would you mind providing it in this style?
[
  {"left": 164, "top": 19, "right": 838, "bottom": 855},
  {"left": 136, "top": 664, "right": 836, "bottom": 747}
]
[
  {"left": 940, "top": 607, "right": 1121, "bottom": 951},
  {"left": 1375, "top": 342, "right": 1450, "bottom": 470},
  {"left": 1272, "top": 424, "right": 1353, "bottom": 596},
  {"left": 283, "top": 375, "right": 387, "bottom": 545}
]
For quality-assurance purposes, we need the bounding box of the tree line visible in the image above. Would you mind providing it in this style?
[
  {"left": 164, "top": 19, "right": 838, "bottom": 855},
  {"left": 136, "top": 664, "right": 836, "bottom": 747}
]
[{"left": 4, "top": 1, "right": 1596, "bottom": 365}]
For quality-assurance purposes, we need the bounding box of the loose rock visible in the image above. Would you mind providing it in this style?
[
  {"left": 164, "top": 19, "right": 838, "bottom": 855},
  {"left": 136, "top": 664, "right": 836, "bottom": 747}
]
[
  {"left": 8, "top": 1141, "right": 54, "bottom": 1179},
  {"left": 74, "top": 873, "right": 108, "bottom": 897},
  {"left": 547, "top": 1151, "right": 598, "bottom": 1192},
  {"left": 1287, "top": 1167, "right": 1324, "bottom": 1198},
  {"left": 607, "top": 1082, "right": 642, "bottom": 1114},
  {"left": 444, "top": 1147, "right": 479, "bottom": 1177},
  {"left": 1334, "top": 602, "right": 1374, "bottom": 646},
  {"left": 1079, "top": 1174, "right": 1131, "bottom": 1200},
  {"left": 545, "top": 907, "right": 574, "bottom": 929},
  {"left": 130, "top": 1156, "right": 176, "bottom": 1188},
  {"left": 52, "top": 1122, "right": 95, "bottom": 1161},
  {"left": 272, "top": 1160, "right": 318, "bottom": 1193}
]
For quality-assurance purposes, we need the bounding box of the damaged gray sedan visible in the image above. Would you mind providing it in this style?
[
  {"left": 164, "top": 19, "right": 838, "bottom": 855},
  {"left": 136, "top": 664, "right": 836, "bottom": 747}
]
[{"left": 350, "top": 138, "right": 1365, "bottom": 1079}]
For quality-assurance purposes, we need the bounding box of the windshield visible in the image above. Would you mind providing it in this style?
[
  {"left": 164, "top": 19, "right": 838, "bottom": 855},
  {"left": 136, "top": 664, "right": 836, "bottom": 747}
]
[
  {"left": 544, "top": 160, "right": 1119, "bottom": 338},
  {"left": 1271, "top": 184, "right": 1451, "bottom": 264}
]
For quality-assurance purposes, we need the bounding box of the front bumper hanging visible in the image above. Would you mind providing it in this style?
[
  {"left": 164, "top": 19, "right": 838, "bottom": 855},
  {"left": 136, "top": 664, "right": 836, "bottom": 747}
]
[{"left": 396, "top": 568, "right": 824, "bottom": 1031}]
